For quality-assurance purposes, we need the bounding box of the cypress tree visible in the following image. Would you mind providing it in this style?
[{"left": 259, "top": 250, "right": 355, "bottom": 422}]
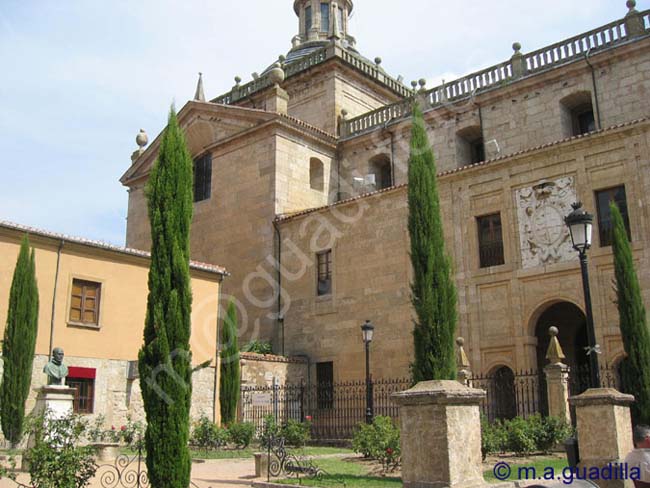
[
  {"left": 138, "top": 107, "right": 193, "bottom": 488},
  {"left": 408, "top": 103, "right": 458, "bottom": 383},
  {"left": 1, "top": 235, "right": 39, "bottom": 446},
  {"left": 611, "top": 202, "right": 650, "bottom": 424},
  {"left": 219, "top": 300, "right": 240, "bottom": 426}
]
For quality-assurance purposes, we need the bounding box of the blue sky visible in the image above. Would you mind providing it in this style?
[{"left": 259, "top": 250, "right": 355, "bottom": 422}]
[{"left": 0, "top": 0, "right": 632, "bottom": 246}]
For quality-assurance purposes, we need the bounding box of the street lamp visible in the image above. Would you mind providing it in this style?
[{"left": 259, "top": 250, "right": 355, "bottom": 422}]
[
  {"left": 565, "top": 202, "right": 601, "bottom": 389},
  {"left": 361, "top": 320, "right": 375, "bottom": 424}
]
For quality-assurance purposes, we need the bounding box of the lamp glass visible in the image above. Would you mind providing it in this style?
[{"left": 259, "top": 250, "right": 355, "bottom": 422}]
[
  {"left": 569, "top": 220, "right": 592, "bottom": 252},
  {"left": 361, "top": 322, "right": 374, "bottom": 343}
]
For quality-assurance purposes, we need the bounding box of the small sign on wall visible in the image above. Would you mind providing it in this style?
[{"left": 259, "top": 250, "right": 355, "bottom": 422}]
[{"left": 252, "top": 393, "right": 273, "bottom": 406}]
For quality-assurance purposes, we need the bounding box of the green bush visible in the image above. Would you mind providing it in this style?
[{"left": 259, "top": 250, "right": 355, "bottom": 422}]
[
  {"left": 504, "top": 416, "right": 536, "bottom": 455},
  {"left": 190, "top": 415, "right": 228, "bottom": 452},
  {"left": 241, "top": 341, "right": 273, "bottom": 355},
  {"left": 25, "top": 412, "right": 97, "bottom": 488},
  {"left": 281, "top": 419, "right": 311, "bottom": 447},
  {"left": 480, "top": 416, "right": 507, "bottom": 459},
  {"left": 228, "top": 422, "right": 255, "bottom": 449},
  {"left": 531, "top": 415, "right": 574, "bottom": 453},
  {"left": 259, "top": 415, "right": 281, "bottom": 449},
  {"left": 351, "top": 416, "right": 400, "bottom": 473}
]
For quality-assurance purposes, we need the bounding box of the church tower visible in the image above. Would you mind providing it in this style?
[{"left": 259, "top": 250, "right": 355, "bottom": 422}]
[{"left": 292, "top": 0, "right": 354, "bottom": 49}]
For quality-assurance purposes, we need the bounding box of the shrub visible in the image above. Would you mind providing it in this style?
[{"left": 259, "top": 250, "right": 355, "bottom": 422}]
[
  {"left": 352, "top": 416, "right": 400, "bottom": 472},
  {"left": 532, "top": 415, "right": 574, "bottom": 453},
  {"left": 228, "top": 422, "right": 255, "bottom": 449},
  {"left": 25, "top": 412, "right": 97, "bottom": 488},
  {"left": 504, "top": 416, "right": 536, "bottom": 456},
  {"left": 260, "top": 415, "right": 281, "bottom": 449},
  {"left": 281, "top": 419, "right": 311, "bottom": 447},
  {"left": 241, "top": 341, "right": 274, "bottom": 355},
  {"left": 190, "top": 415, "right": 228, "bottom": 452},
  {"left": 480, "top": 416, "right": 507, "bottom": 459}
]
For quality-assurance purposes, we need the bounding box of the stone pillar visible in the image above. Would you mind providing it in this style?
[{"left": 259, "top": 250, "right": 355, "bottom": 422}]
[
  {"left": 34, "top": 385, "right": 76, "bottom": 419},
  {"left": 392, "top": 380, "right": 486, "bottom": 488},
  {"left": 625, "top": 1, "right": 645, "bottom": 39},
  {"left": 511, "top": 42, "right": 527, "bottom": 79},
  {"left": 456, "top": 337, "right": 472, "bottom": 386},
  {"left": 570, "top": 389, "right": 635, "bottom": 488},
  {"left": 265, "top": 64, "right": 289, "bottom": 115},
  {"left": 543, "top": 326, "right": 571, "bottom": 424}
]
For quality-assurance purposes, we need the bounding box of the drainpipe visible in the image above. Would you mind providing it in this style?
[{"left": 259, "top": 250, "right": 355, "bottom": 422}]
[
  {"left": 336, "top": 149, "right": 342, "bottom": 202},
  {"left": 476, "top": 99, "right": 486, "bottom": 158},
  {"left": 49, "top": 240, "right": 64, "bottom": 359},
  {"left": 585, "top": 49, "right": 602, "bottom": 130},
  {"left": 213, "top": 275, "right": 225, "bottom": 424},
  {"left": 272, "top": 220, "right": 284, "bottom": 356},
  {"left": 384, "top": 122, "right": 396, "bottom": 187}
]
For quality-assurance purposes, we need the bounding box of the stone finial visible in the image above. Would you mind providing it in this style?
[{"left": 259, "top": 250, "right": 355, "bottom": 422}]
[
  {"left": 511, "top": 41, "right": 527, "bottom": 79},
  {"left": 456, "top": 337, "right": 470, "bottom": 369},
  {"left": 136, "top": 129, "right": 148, "bottom": 149},
  {"left": 292, "top": 35, "right": 301, "bottom": 48},
  {"left": 252, "top": 72, "right": 259, "bottom": 80},
  {"left": 545, "top": 326, "right": 566, "bottom": 364},
  {"left": 194, "top": 72, "right": 206, "bottom": 102},
  {"left": 374, "top": 57, "right": 382, "bottom": 66},
  {"left": 340, "top": 109, "right": 349, "bottom": 120},
  {"left": 411, "top": 80, "right": 418, "bottom": 91},
  {"left": 279, "top": 54, "right": 286, "bottom": 64},
  {"left": 625, "top": 0, "right": 645, "bottom": 38},
  {"left": 234, "top": 76, "right": 242, "bottom": 86},
  {"left": 268, "top": 63, "right": 286, "bottom": 86}
]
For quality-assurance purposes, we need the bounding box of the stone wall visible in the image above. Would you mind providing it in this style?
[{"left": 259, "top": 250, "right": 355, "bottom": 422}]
[
  {"left": 277, "top": 120, "right": 650, "bottom": 379},
  {"left": 240, "top": 352, "right": 309, "bottom": 387}
]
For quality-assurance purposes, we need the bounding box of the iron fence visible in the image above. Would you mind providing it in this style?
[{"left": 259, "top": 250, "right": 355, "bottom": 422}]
[{"left": 469, "top": 369, "right": 542, "bottom": 422}]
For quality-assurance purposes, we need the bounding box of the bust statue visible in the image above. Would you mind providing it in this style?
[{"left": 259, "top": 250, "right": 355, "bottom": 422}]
[{"left": 43, "top": 347, "right": 69, "bottom": 386}]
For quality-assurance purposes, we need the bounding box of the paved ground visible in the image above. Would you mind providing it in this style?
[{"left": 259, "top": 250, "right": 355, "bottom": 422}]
[{"left": 0, "top": 457, "right": 259, "bottom": 488}]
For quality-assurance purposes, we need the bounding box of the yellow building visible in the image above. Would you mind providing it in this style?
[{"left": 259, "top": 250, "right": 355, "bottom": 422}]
[{"left": 0, "top": 220, "right": 227, "bottom": 427}]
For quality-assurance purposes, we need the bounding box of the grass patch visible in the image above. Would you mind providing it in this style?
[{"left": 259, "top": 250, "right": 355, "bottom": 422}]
[
  {"left": 278, "top": 457, "right": 401, "bottom": 487},
  {"left": 484, "top": 458, "right": 568, "bottom": 482},
  {"left": 118, "top": 446, "right": 353, "bottom": 460}
]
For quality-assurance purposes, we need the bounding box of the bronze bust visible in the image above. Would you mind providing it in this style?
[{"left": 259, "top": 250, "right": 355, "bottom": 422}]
[{"left": 43, "top": 347, "right": 69, "bottom": 386}]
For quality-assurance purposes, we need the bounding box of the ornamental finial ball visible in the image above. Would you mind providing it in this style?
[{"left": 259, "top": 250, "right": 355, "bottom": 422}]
[
  {"left": 456, "top": 337, "right": 465, "bottom": 347},
  {"left": 513, "top": 42, "right": 522, "bottom": 53},
  {"left": 549, "top": 326, "right": 559, "bottom": 337},
  {"left": 419, "top": 78, "right": 427, "bottom": 88},
  {"left": 627, "top": 0, "right": 637, "bottom": 10},
  {"left": 269, "top": 63, "right": 286, "bottom": 86},
  {"left": 411, "top": 81, "right": 418, "bottom": 89},
  {"left": 136, "top": 129, "right": 148, "bottom": 148},
  {"left": 374, "top": 57, "right": 382, "bottom": 66},
  {"left": 234, "top": 76, "right": 242, "bottom": 85}
]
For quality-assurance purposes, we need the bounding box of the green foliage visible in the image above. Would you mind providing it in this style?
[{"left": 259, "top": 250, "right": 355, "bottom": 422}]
[
  {"left": 351, "top": 416, "right": 401, "bottom": 473},
  {"left": 611, "top": 202, "right": 650, "bottom": 425},
  {"left": 260, "top": 414, "right": 281, "bottom": 449},
  {"left": 281, "top": 419, "right": 311, "bottom": 447},
  {"left": 1, "top": 235, "right": 39, "bottom": 445},
  {"left": 25, "top": 412, "right": 97, "bottom": 488},
  {"left": 407, "top": 103, "right": 457, "bottom": 382},
  {"left": 220, "top": 299, "right": 241, "bottom": 426},
  {"left": 190, "top": 415, "right": 229, "bottom": 452},
  {"left": 480, "top": 416, "right": 507, "bottom": 459},
  {"left": 138, "top": 106, "right": 194, "bottom": 488},
  {"left": 480, "top": 415, "right": 574, "bottom": 457},
  {"left": 228, "top": 422, "right": 255, "bottom": 449},
  {"left": 241, "top": 340, "right": 274, "bottom": 355}
]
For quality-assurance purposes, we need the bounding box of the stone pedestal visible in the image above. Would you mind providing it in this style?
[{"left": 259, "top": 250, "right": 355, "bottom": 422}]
[
  {"left": 254, "top": 452, "right": 269, "bottom": 478},
  {"left": 544, "top": 362, "right": 571, "bottom": 424},
  {"left": 570, "top": 388, "right": 635, "bottom": 488},
  {"left": 392, "top": 380, "right": 486, "bottom": 488},
  {"left": 34, "top": 386, "right": 76, "bottom": 419}
]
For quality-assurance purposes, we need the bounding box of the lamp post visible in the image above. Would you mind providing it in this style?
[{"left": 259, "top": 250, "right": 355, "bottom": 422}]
[
  {"left": 361, "top": 320, "right": 375, "bottom": 424},
  {"left": 565, "top": 202, "right": 601, "bottom": 389}
]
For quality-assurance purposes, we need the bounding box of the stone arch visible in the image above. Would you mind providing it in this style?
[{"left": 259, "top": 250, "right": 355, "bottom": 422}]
[
  {"left": 485, "top": 364, "right": 517, "bottom": 421},
  {"left": 368, "top": 154, "right": 392, "bottom": 190},
  {"left": 310, "top": 157, "right": 324, "bottom": 191}
]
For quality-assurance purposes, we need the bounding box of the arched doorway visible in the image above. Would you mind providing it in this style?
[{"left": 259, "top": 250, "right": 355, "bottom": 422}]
[
  {"left": 534, "top": 301, "right": 589, "bottom": 414},
  {"left": 486, "top": 366, "right": 518, "bottom": 421}
]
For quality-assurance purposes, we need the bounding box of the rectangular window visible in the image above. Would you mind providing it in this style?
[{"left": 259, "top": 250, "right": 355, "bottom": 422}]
[
  {"left": 69, "top": 279, "right": 101, "bottom": 326},
  {"left": 337, "top": 7, "right": 343, "bottom": 31},
  {"left": 193, "top": 153, "right": 212, "bottom": 203},
  {"left": 305, "top": 6, "right": 312, "bottom": 31},
  {"left": 316, "top": 362, "right": 334, "bottom": 410},
  {"left": 316, "top": 250, "right": 332, "bottom": 296},
  {"left": 477, "top": 213, "right": 505, "bottom": 268},
  {"left": 67, "top": 367, "right": 96, "bottom": 414},
  {"left": 596, "top": 186, "right": 631, "bottom": 247},
  {"left": 320, "top": 3, "right": 330, "bottom": 32}
]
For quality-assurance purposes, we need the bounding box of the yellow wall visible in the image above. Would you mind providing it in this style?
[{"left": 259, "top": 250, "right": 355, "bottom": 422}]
[{"left": 0, "top": 228, "right": 222, "bottom": 365}]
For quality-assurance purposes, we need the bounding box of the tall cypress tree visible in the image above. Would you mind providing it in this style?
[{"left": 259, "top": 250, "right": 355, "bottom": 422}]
[
  {"left": 219, "top": 300, "right": 240, "bottom": 426},
  {"left": 138, "top": 107, "right": 193, "bottom": 488},
  {"left": 1, "top": 235, "right": 39, "bottom": 446},
  {"left": 408, "top": 103, "right": 458, "bottom": 383},
  {"left": 611, "top": 202, "right": 650, "bottom": 424}
]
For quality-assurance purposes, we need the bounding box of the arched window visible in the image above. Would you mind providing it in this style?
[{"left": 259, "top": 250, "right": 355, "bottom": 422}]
[
  {"left": 369, "top": 154, "right": 392, "bottom": 190},
  {"left": 310, "top": 158, "right": 324, "bottom": 191},
  {"left": 456, "top": 126, "right": 484, "bottom": 167},
  {"left": 560, "top": 91, "right": 596, "bottom": 137}
]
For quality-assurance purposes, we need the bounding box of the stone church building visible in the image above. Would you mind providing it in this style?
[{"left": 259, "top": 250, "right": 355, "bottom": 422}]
[{"left": 122, "top": 0, "right": 650, "bottom": 393}]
